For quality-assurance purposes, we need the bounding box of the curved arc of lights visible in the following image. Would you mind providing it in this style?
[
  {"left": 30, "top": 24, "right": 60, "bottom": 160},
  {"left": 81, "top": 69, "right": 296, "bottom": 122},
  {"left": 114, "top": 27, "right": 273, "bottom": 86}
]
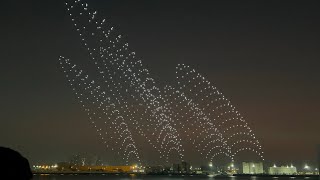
[{"left": 60, "top": 0, "right": 265, "bottom": 164}]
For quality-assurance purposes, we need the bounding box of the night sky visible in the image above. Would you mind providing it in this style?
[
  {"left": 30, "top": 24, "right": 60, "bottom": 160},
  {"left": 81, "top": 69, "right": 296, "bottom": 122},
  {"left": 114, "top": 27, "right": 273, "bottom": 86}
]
[{"left": 1, "top": 0, "right": 320, "bottom": 165}]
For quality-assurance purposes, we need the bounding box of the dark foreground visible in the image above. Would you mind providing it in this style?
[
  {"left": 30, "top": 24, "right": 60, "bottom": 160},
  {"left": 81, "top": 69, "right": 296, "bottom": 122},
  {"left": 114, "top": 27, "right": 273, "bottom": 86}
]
[{"left": 33, "top": 174, "right": 320, "bottom": 180}]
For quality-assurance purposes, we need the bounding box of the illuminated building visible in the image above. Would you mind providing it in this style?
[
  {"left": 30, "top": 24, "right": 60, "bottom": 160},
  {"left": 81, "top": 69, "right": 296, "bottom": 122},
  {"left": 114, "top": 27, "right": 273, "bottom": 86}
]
[
  {"left": 74, "top": 165, "right": 134, "bottom": 172},
  {"left": 269, "top": 165, "right": 297, "bottom": 175},
  {"left": 32, "top": 164, "right": 58, "bottom": 171},
  {"left": 242, "top": 162, "right": 263, "bottom": 174},
  {"left": 55, "top": 163, "right": 134, "bottom": 173}
]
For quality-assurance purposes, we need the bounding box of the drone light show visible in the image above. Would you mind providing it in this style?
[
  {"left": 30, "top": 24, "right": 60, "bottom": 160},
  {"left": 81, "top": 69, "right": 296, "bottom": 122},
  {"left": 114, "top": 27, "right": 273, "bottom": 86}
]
[{"left": 59, "top": 0, "right": 264, "bottom": 165}]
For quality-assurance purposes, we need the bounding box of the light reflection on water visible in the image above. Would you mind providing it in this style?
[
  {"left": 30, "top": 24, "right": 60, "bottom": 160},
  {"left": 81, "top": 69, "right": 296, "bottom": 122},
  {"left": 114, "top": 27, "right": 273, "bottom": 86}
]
[{"left": 32, "top": 174, "right": 319, "bottom": 180}]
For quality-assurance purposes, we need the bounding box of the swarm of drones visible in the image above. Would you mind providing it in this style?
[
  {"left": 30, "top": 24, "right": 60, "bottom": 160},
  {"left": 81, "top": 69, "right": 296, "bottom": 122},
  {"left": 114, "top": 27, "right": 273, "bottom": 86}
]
[{"left": 59, "top": 0, "right": 264, "bottom": 165}]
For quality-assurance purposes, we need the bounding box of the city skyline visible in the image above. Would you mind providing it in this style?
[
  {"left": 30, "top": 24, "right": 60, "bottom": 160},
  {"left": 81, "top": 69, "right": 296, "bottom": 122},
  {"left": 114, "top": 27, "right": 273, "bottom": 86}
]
[{"left": 1, "top": 0, "right": 319, "bottom": 165}]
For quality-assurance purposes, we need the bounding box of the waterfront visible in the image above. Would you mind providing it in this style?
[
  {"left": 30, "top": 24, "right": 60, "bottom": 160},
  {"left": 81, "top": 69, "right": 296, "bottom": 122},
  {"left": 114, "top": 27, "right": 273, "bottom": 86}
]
[
  {"left": 2, "top": 1, "right": 320, "bottom": 180},
  {"left": 33, "top": 174, "right": 320, "bottom": 180}
]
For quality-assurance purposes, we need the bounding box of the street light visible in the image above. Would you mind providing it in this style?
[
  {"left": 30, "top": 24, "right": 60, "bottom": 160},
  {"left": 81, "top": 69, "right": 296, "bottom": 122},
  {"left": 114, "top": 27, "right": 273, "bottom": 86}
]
[
  {"left": 304, "top": 164, "right": 310, "bottom": 174},
  {"left": 209, "top": 162, "right": 213, "bottom": 175}
]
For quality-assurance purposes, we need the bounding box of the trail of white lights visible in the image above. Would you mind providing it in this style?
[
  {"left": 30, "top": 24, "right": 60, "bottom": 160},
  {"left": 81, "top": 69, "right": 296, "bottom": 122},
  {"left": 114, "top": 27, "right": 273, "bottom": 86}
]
[{"left": 59, "top": 0, "right": 264, "bottom": 165}]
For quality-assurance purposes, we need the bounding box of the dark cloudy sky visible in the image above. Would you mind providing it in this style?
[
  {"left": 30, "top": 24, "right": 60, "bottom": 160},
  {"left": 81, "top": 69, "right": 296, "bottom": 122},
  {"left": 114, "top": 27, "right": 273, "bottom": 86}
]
[{"left": 1, "top": 0, "right": 319, "bottom": 165}]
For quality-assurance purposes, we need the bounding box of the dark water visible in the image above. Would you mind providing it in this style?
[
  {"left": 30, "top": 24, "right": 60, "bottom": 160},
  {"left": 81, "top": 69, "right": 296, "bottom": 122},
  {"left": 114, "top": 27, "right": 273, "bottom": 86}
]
[{"left": 33, "top": 174, "right": 320, "bottom": 180}]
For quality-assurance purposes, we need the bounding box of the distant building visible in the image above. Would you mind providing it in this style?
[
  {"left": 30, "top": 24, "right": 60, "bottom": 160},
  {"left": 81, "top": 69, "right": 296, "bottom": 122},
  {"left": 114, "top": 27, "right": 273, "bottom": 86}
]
[
  {"left": 145, "top": 165, "right": 164, "bottom": 174},
  {"left": 242, "top": 162, "right": 263, "bottom": 174},
  {"left": 172, "top": 161, "right": 191, "bottom": 173},
  {"left": 56, "top": 162, "right": 71, "bottom": 171},
  {"left": 269, "top": 165, "right": 297, "bottom": 175},
  {"left": 69, "top": 153, "right": 102, "bottom": 166},
  {"left": 70, "top": 165, "right": 133, "bottom": 172},
  {"left": 181, "top": 161, "right": 191, "bottom": 173},
  {"left": 172, "top": 163, "right": 181, "bottom": 173}
]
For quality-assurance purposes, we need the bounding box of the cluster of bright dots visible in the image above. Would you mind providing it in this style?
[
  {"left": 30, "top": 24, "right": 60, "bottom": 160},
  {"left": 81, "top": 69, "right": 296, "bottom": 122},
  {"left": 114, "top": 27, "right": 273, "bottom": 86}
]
[{"left": 59, "top": 0, "right": 264, "bottom": 165}]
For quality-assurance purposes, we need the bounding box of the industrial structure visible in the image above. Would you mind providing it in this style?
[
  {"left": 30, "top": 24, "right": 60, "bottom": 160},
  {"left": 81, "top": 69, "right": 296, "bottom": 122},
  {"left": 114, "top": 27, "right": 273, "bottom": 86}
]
[
  {"left": 242, "top": 162, "right": 264, "bottom": 174},
  {"left": 269, "top": 165, "right": 297, "bottom": 175}
]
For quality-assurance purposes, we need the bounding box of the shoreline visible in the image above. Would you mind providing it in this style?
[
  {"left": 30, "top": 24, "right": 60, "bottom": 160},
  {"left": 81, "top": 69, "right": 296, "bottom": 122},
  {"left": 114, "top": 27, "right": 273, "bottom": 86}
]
[{"left": 33, "top": 172, "right": 319, "bottom": 178}]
